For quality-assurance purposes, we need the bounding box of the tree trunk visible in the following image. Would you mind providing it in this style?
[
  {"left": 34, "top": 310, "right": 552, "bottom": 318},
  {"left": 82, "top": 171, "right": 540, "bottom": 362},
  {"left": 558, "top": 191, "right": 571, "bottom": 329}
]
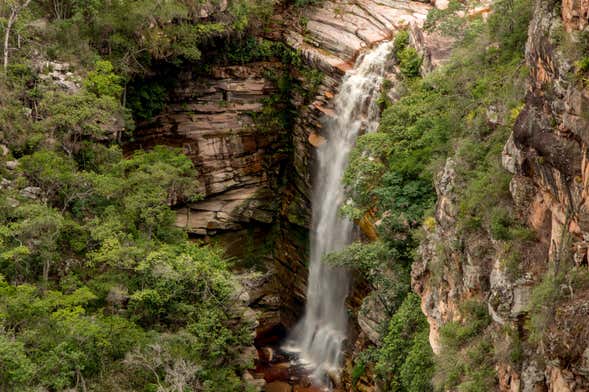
[
  {"left": 3, "top": 11, "right": 16, "bottom": 73},
  {"left": 43, "top": 258, "right": 50, "bottom": 287},
  {"left": 3, "top": 0, "right": 33, "bottom": 73}
]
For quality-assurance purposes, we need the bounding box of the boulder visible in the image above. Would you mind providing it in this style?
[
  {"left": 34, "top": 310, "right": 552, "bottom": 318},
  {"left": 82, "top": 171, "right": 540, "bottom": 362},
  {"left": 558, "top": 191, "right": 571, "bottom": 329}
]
[
  {"left": 265, "top": 381, "right": 292, "bottom": 392},
  {"left": 20, "top": 186, "right": 42, "bottom": 200}
]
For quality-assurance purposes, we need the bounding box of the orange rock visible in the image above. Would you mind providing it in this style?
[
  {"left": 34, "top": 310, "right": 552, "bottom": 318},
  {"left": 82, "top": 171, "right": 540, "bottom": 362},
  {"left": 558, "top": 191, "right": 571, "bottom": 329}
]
[
  {"left": 313, "top": 102, "right": 336, "bottom": 117},
  {"left": 308, "top": 132, "right": 327, "bottom": 147},
  {"left": 265, "top": 381, "right": 293, "bottom": 392},
  {"left": 358, "top": 210, "right": 378, "bottom": 240},
  {"left": 293, "top": 386, "right": 323, "bottom": 392},
  {"left": 336, "top": 62, "right": 353, "bottom": 73}
]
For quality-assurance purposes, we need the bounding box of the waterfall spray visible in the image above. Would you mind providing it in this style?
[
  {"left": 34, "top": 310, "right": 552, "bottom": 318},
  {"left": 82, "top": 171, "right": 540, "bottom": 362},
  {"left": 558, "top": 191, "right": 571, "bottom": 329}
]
[{"left": 285, "top": 41, "right": 393, "bottom": 386}]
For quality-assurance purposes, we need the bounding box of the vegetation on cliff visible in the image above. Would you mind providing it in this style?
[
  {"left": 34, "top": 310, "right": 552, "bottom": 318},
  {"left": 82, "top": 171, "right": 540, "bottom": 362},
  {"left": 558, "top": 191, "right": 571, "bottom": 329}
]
[
  {"left": 0, "top": 79, "right": 255, "bottom": 389},
  {"left": 333, "top": 0, "right": 533, "bottom": 389}
]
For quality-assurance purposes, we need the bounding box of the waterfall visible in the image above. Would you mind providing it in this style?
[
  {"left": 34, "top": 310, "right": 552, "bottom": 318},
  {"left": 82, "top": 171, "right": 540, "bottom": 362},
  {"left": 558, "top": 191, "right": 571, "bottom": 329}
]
[{"left": 285, "top": 41, "right": 393, "bottom": 386}]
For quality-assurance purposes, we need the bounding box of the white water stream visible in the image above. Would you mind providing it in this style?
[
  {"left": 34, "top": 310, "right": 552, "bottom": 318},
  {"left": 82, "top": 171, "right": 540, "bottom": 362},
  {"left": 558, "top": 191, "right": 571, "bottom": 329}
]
[{"left": 285, "top": 41, "right": 393, "bottom": 386}]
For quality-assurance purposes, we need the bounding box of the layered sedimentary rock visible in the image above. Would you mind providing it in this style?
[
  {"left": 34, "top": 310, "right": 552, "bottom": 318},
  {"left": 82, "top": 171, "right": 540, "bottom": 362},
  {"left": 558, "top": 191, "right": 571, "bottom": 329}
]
[
  {"left": 130, "top": 63, "right": 287, "bottom": 236},
  {"left": 284, "top": 0, "right": 444, "bottom": 73}
]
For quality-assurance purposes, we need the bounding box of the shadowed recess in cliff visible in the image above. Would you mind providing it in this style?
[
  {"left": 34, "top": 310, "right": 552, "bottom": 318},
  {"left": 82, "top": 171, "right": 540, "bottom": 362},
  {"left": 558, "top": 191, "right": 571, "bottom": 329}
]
[{"left": 283, "top": 41, "right": 393, "bottom": 387}]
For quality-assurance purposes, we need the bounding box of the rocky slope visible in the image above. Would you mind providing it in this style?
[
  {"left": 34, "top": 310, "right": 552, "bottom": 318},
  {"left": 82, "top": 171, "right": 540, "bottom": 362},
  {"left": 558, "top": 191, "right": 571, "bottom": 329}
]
[{"left": 412, "top": 0, "right": 589, "bottom": 390}]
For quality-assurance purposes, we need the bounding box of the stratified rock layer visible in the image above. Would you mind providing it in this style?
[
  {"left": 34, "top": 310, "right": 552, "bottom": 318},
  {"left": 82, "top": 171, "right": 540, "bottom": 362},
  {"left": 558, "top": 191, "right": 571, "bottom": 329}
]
[{"left": 130, "top": 63, "right": 287, "bottom": 235}]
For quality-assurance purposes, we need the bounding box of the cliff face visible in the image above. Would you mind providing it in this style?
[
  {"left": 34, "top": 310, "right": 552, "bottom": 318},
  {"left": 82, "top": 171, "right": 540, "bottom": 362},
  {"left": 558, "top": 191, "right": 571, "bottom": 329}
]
[
  {"left": 130, "top": 63, "right": 286, "bottom": 237},
  {"left": 122, "top": 3, "right": 456, "bottom": 391},
  {"left": 127, "top": 0, "right": 452, "bottom": 347},
  {"left": 413, "top": 0, "right": 589, "bottom": 389},
  {"left": 508, "top": 0, "right": 589, "bottom": 388}
]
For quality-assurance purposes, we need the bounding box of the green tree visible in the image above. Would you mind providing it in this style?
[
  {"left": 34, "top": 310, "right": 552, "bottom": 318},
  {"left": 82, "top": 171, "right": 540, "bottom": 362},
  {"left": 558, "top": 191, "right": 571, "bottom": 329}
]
[
  {"left": 375, "top": 293, "right": 432, "bottom": 391},
  {"left": 84, "top": 60, "right": 123, "bottom": 98},
  {"left": 0, "top": 333, "right": 36, "bottom": 390}
]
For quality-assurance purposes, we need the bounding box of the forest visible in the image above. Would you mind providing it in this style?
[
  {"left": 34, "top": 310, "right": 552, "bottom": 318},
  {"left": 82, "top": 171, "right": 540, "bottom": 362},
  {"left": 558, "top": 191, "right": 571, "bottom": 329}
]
[{"left": 1, "top": 0, "right": 589, "bottom": 390}]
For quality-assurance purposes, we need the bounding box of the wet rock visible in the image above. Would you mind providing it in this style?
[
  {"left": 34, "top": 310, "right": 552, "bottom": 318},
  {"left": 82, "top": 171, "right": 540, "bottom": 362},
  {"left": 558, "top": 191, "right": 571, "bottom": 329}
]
[
  {"left": 293, "top": 386, "right": 323, "bottom": 392},
  {"left": 258, "top": 347, "right": 274, "bottom": 363},
  {"left": 265, "top": 381, "right": 293, "bottom": 392},
  {"left": 263, "top": 363, "right": 291, "bottom": 382},
  {"left": 308, "top": 132, "right": 326, "bottom": 147},
  {"left": 243, "top": 371, "right": 266, "bottom": 391}
]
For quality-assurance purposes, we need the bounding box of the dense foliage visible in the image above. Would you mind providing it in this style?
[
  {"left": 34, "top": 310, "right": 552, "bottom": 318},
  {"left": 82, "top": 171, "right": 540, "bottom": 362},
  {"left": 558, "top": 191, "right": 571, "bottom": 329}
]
[
  {"left": 0, "top": 0, "right": 543, "bottom": 389},
  {"left": 0, "top": 1, "right": 272, "bottom": 389},
  {"left": 375, "top": 294, "right": 434, "bottom": 392},
  {"left": 0, "top": 72, "right": 254, "bottom": 387}
]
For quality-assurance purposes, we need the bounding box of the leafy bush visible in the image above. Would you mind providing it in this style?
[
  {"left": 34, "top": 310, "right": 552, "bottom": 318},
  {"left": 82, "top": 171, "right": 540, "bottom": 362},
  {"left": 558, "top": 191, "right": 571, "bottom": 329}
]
[
  {"left": 399, "top": 330, "right": 435, "bottom": 392},
  {"left": 392, "top": 30, "right": 422, "bottom": 77},
  {"left": 424, "top": 0, "right": 469, "bottom": 37},
  {"left": 393, "top": 30, "right": 410, "bottom": 56},
  {"left": 435, "top": 301, "right": 495, "bottom": 390},
  {"left": 527, "top": 270, "right": 563, "bottom": 343},
  {"left": 84, "top": 60, "right": 124, "bottom": 98},
  {"left": 375, "top": 293, "right": 433, "bottom": 391},
  {"left": 0, "top": 333, "right": 36, "bottom": 390},
  {"left": 439, "top": 301, "right": 491, "bottom": 350},
  {"left": 398, "top": 47, "right": 422, "bottom": 78},
  {"left": 325, "top": 241, "right": 410, "bottom": 314},
  {"left": 126, "top": 79, "right": 168, "bottom": 121}
]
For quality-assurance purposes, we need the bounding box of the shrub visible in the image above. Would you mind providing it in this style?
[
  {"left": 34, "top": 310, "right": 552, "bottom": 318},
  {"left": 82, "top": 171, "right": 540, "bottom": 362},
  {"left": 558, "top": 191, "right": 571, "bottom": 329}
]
[
  {"left": 490, "top": 207, "right": 513, "bottom": 240},
  {"left": 393, "top": 30, "right": 410, "bottom": 56},
  {"left": 375, "top": 293, "right": 433, "bottom": 391},
  {"left": 435, "top": 302, "right": 495, "bottom": 390},
  {"left": 392, "top": 30, "right": 422, "bottom": 77},
  {"left": 126, "top": 80, "right": 168, "bottom": 121},
  {"left": 84, "top": 60, "right": 124, "bottom": 98},
  {"left": 399, "top": 330, "right": 435, "bottom": 392},
  {"left": 527, "top": 270, "right": 562, "bottom": 343},
  {"left": 398, "top": 47, "right": 422, "bottom": 78},
  {"left": 439, "top": 301, "right": 491, "bottom": 350},
  {"left": 0, "top": 333, "right": 36, "bottom": 390}
]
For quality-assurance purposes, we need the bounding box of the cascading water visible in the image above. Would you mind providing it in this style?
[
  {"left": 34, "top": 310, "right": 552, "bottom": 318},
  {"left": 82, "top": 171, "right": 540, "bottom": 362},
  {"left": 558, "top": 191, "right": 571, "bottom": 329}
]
[{"left": 285, "top": 41, "right": 393, "bottom": 386}]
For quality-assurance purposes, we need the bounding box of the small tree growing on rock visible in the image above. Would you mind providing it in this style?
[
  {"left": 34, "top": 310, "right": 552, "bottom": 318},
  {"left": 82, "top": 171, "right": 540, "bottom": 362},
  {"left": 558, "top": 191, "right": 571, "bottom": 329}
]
[{"left": 2, "top": 0, "right": 32, "bottom": 73}]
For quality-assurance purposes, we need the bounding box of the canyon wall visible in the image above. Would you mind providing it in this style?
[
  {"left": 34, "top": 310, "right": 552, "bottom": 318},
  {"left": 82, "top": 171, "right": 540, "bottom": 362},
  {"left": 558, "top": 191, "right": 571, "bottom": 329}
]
[
  {"left": 126, "top": 0, "right": 453, "bottom": 389},
  {"left": 412, "top": 0, "right": 589, "bottom": 390},
  {"left": 508, "top": 0, "right": 589, "bottom": 387},
  {"left": 128, "top": 0, "right": 450, "bottom": 340}
]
